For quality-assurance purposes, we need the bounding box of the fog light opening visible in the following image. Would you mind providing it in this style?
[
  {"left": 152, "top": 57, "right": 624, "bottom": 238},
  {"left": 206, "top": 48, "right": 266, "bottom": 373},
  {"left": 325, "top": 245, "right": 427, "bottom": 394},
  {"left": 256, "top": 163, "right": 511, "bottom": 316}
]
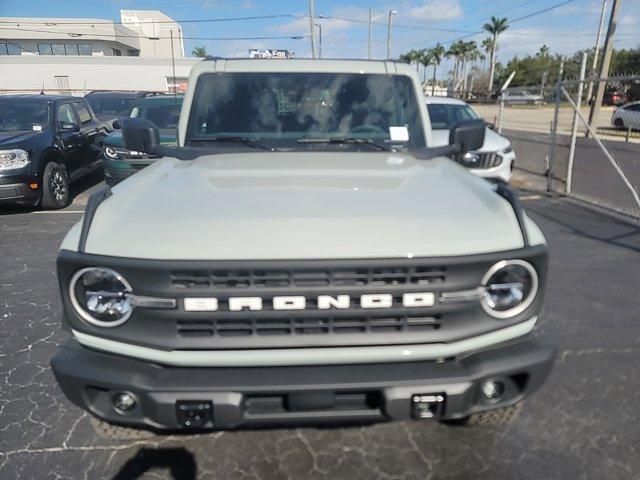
[
  {"left": 113, "top": 392, "right": 137, "bottom": 413},
  {"left": 481, "top": 380, "right": 505, "bottom": 402}
]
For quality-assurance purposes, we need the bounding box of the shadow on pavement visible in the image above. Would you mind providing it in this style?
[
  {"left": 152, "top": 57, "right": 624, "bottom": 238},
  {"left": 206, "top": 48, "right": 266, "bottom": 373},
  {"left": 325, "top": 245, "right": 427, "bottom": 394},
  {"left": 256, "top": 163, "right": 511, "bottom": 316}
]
[
  {"left": 113, "top": 448, "right": 197, "bottom": 480},
  {"left": 524, "top": 194, "right": 640, "bottom": 253}
]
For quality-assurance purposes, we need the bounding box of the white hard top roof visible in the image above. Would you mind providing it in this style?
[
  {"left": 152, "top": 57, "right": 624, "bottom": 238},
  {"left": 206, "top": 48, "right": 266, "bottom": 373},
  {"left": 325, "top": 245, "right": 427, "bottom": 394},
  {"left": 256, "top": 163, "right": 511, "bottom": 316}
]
[{"left": 424, "top": 96, "right": 468, "bottom": 106}]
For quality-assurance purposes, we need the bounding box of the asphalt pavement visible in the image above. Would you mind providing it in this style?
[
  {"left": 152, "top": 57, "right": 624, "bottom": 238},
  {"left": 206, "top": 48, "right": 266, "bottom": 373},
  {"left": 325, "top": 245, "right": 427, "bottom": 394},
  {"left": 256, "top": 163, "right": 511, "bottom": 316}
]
[{"left": 1, "top": 184, "right": 639, "bottom": 479}]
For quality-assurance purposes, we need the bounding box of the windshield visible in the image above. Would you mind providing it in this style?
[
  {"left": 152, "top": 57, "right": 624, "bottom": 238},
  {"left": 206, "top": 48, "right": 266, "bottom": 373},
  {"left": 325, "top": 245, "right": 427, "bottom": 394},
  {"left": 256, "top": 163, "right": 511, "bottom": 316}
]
[
  {"left": 131, "top": 103, "right": 182, "bottom": 131},
  {"left": 0, "top": 100, "right": 49, "bottom": 133},
  {"left": 187, "top": 72, "right": 426, "bottom": 150},
  {"left": 86, "top": 96, "right": 136, "bottom": 117},
  {"left": 427, "top": 103, "right": 479, "bottom": 130}
]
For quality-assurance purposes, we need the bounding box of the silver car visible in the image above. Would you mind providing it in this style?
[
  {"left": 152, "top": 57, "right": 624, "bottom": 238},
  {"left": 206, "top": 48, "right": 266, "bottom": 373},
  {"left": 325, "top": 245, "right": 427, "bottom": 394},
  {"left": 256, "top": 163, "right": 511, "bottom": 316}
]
[
  {"left": 502, "top": 90, "right": 545, "bottom": 106},
  {"left": 611, "top": 101, "right": 640, "bottom": 130},
  {"left": 426, "top": 97, "right": 516, "bottom": 183}
]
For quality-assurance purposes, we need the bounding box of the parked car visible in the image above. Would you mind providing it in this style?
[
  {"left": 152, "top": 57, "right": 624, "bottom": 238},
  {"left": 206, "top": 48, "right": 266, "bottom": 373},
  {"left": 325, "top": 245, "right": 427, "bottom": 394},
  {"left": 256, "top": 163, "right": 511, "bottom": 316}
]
[
  {"left": 603, "top": 90, "right": 628, "bottom": 106},
  {"left": 85, "top": 91, "right": 160, "bottom": 125},
  {"left": 502, "top": 90, "right": 545, "bottom": 105},
  {"left": 0, "top": 95, "right": 106, "bottom": 209},
  {"left": 102, "top": 95, "right": 183, "bottom": 185},
  {"left": 611, "top": 101, "right": 640, "bottom": 130},
  {"left": 52, "top": 59, "right": 553, "bottom": 438},
  {"left": 426, "top": 97, "right": 516, "bottom": 183}
]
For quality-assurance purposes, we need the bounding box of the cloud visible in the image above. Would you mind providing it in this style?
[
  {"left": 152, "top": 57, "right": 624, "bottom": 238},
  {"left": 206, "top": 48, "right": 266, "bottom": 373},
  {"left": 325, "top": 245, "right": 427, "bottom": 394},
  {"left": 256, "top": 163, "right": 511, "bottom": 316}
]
[
  {"left": 620, "top": 14, "right": 636, "bottom": 27},
  {"left": 272, "top": 15, "right": 352, "bottom": 36},
  {"left": 410, "top": 0, "right": 463, "bottom": 21},
  {"left": 241, "top": 0, "right": 256, "bottom": 9}
]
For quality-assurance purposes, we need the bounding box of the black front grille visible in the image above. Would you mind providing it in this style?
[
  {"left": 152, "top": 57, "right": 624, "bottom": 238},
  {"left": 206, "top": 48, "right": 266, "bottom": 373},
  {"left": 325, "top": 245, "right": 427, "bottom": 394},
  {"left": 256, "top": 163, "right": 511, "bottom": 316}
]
[
  {"left": 452, "top": 152, "right": 503, "bottom": 169},
  {"left": 171, "top": 265, "right": 447, "bottom": 290},
  {"left": 177, "top": 315, "right": 441, "bottom": 338}
]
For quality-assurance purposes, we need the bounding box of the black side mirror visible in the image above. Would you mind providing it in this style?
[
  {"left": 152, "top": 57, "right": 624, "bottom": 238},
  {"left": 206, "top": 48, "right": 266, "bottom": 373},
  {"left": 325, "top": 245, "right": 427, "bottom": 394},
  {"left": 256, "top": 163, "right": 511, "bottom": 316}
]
[
  {"left": 449, "top": 119, "right": 485, "bottom": 154},
  {"left": 485, "top": 121, "right": 495, "bottom": 131},
  {"left": 122, "top": 118, "right": 160, "bottom": 154},
  {"left": 60, "top": 123, "right": 80, "bottom": 133},
  {"left": 112, "top": 119, "right": 122, "bottom": 130}
]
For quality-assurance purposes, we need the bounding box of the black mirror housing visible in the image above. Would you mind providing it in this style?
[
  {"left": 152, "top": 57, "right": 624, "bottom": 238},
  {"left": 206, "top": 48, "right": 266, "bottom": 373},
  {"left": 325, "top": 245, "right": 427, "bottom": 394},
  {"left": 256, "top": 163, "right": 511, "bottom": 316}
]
[
  {"left": 449, "top": 119, "right": 485, "bottom": 154},
  {"left": 122, "top": 118, "right": 160, "bottom": 154},
  {"left": 112, "top": 119, "right": 122, "bottom": 130}
]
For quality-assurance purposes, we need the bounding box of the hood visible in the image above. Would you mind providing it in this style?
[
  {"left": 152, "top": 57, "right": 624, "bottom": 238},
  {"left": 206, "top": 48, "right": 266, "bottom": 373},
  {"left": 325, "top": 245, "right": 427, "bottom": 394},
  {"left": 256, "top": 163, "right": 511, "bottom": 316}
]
[
  {"left": 0, "top": 130, "right": 41, "bottom": 147},
  {"left": 104, "top": 130, "right": 177, "bottom": 147},
  {"left": 430, "top": 127, "right": 510, "bottom": 152},
  {"left": 73, "top": 152, "right": 526, "bottom": 260}
]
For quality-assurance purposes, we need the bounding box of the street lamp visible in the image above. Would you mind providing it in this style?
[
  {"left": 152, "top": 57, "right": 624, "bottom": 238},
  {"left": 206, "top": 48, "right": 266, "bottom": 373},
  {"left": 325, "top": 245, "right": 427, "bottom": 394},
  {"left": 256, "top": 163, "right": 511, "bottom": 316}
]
[{"left": 386, "top": 10, "right": 397, "bottom": 60}]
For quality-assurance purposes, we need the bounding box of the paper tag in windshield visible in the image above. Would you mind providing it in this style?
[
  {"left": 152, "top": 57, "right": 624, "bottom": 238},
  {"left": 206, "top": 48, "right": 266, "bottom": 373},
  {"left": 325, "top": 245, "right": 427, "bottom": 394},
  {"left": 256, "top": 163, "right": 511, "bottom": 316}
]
[
  {"left": 32, "top": 125, "right": 43, "bottom": 132},
  {"left": 389, "top": 126, "right": 409, "bottom": 142}
]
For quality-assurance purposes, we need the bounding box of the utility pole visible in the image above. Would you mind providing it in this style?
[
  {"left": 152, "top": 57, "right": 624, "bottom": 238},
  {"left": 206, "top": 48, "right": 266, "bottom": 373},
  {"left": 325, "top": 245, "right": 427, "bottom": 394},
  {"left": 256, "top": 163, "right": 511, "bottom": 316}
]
[
  {"left": 170, "top": 30, "right": 177, "bottom": 101},
  {"left": 314, "top": 23, "right": 322, "bottom": 58},
  {"left": 588, "top": 0, "right": 620, "bottom": 134},
  {"left": 386, "top": 10, "right": 397, "bottom": 60},
  {"left": 368, "top": 6, "right": 372, "bottom": 60},
  {"left": 308, "top": 0, "right": 317, "bottom": 59},
  {"left": 585, "top": 0, "right": 608, "bottom": 105}
]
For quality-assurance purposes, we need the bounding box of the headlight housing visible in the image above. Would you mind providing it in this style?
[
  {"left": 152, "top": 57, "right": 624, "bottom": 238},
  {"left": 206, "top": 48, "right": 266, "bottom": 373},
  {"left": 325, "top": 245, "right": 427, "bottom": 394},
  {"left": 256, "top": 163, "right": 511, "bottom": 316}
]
[
  {"left": 501, "top": 145, "right": 514, "bottom": 154},
  {"left": 481, "top": 260, "right": 538, "bottom": 319},
  {"left": 69, "top": 267, "right": 133, "bottom": 327},
  {"left": 0, "top": 149, "right": 30, "bottom": 170},
  {"left": 103, "top": 145, "right": 147, "bottom": 160}
]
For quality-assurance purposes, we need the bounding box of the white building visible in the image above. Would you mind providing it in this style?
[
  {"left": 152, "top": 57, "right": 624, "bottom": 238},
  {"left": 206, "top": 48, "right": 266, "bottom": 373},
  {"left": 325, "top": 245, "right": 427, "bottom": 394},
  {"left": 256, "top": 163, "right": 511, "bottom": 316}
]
[{"left": 0, "top": 10, "right": 196, "bottom": 94}]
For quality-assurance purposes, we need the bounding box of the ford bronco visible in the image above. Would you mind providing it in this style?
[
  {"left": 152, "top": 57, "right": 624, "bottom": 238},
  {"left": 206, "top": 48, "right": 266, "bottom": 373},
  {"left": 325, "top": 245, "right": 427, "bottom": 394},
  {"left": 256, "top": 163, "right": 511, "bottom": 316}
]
[{"left": 51, "top": 59, "right": 554, "bottom": 436}]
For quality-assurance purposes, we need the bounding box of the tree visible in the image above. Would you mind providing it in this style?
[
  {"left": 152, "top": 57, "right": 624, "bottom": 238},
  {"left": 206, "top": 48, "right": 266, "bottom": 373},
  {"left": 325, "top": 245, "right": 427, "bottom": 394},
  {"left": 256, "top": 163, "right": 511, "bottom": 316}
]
[
  {"left": 192, "top": 46, "right": 208, "bottom": 58},
  {"left": 483, "top": 16, "right": 509, "bottom": 97},
  {"left": 446, "top": 41, "right": 466, "bottom": 91},
  {"left": 428, "top": 43, "right": 446, "bottom": 96},
  {"left": 537, "top": 45, "right": 551, "bottom": 58},
  {"left": 418, "top": 49, "right": 433, "bottom": 83}
]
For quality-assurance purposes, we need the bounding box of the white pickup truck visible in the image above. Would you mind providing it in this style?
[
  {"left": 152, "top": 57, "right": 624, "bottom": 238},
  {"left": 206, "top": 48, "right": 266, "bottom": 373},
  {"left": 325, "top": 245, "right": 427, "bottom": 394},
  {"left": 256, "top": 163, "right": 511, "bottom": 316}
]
[{"left": 51, "top": 59, "right": 554, "bottom": 437}]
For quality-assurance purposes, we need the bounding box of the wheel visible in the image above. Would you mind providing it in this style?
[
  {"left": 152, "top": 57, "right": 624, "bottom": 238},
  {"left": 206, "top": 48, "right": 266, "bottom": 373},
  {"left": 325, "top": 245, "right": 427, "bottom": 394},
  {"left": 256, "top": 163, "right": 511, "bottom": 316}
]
[
  {"left": 614, "top": 117, "right": 625, "bottom": 129},
  {"left": 440, "top": 401, "right": 523, "bottom": 427},
  {"left": 41, "top": 162, "right": 70, "bottom": 209},
  {"left": 90, "top": 417, "right": 158, "bottom": 440}
]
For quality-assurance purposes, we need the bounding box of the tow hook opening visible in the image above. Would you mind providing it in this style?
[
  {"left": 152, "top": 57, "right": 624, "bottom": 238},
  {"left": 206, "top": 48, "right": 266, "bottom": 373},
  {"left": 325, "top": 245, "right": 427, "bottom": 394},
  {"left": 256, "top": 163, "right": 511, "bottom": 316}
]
[{"left": 411, "top": 393, "right": 445, "bottom": 419}]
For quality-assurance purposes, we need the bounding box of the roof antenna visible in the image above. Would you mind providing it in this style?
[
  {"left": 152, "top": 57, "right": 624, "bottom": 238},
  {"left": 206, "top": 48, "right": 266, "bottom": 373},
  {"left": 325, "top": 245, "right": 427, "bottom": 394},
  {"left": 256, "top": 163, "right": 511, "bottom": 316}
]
[{"left": 40, "top": 83, "right": 45, "bottom": 95}]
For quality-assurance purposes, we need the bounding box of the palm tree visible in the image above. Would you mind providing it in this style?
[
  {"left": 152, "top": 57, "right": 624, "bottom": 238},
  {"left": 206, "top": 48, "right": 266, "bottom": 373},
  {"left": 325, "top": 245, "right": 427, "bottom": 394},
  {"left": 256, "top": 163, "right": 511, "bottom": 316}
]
[
  {"left": 418, "top": 49, "right": 433, "bottom": 83},
  {"left": 482, "top": 37, "right": 494, "bottom": 68},
  {"left": 446, "top": 41, "right": 465, "bottom": 92},
  {"left": 537, "top": 44, "right": 550, "bottom": 58},
  {"left": 483, "top": 16, "right": 508, "bottom": 96},
  {"left": 192, "top": 46, "right": 208, "bottom": 58},
  {"left": 428, "top": 43, "right": 446, "bottom": 96}
]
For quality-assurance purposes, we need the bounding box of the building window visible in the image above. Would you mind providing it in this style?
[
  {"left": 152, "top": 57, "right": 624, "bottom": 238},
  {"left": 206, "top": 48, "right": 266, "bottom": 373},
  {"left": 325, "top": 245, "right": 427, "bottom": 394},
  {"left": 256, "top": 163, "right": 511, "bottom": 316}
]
[
  {"left": 112, "top": 48, "right": 122, "bottom": 56},
  {"left": 64, "top": 44, "right": 79, "bottom": 55},
  {"left": 128, "top": 49, "right": 140, "bottom": 57},
  {"left": 38, "top": 43, "right": 53, "bottom": 55},
  {"left": 52, "top": 44, "right": 66, "bottom": 55},
  {"left": 0, "top": 43, "right": 21, "bottom": 55},
  {"left": 78, "top": 44, "right": 92, "bottom": 56},
  {"left": 55, "top": 76, "right": 70, "bottom": 91}
]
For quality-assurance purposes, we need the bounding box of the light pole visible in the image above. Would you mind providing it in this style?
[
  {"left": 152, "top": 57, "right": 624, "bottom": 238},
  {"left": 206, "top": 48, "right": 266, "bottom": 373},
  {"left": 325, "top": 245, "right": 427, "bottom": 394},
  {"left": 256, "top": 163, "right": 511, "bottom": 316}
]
[
  {"left": 386, "top": 10, "right": 397, "bottom": 60},
  {"left": 308, "top": 0, "right": 316, "bottom": 58},
  {"left": 585, "top": 0, "right": 608, "bottom": 104},
  {"left": 314, "top": 23, "right": 322, "bottom": 58}
]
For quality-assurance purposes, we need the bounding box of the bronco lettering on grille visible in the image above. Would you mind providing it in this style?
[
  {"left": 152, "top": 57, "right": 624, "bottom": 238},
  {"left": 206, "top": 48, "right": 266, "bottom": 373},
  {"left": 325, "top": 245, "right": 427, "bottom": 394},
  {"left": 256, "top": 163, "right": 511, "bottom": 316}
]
[{"left": 183, "top": 293, "right": 435, "bottom": 312}]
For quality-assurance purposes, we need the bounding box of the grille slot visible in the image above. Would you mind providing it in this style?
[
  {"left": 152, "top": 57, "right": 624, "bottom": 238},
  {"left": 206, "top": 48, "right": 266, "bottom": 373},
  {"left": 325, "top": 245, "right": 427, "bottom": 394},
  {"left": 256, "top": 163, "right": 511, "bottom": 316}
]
[
  {"left": 171, "top": 265, "right": 446, "bottom": 289},
  {"left": 177, "top": 316, "right": 441, "bottom": 338},
  {"left": 451, "top": 152, "right": 504, "bottom": 169}
]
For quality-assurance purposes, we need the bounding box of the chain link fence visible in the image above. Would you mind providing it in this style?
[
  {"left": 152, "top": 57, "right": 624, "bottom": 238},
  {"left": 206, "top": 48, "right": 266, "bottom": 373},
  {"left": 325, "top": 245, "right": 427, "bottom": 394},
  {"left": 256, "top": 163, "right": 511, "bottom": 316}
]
[{"left": 477, "top": 74, "right": 640, "bottom": 221}]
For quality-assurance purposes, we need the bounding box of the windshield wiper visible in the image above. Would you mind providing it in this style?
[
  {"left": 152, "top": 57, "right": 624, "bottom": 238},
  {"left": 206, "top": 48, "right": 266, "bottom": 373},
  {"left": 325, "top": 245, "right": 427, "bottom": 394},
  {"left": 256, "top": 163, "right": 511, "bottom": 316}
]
[
  {"left": 190, "top": 136, "right": 274, "bottom": 151},
  {"left": 297, "top": 137, "right": 396, "bottom": 152}
]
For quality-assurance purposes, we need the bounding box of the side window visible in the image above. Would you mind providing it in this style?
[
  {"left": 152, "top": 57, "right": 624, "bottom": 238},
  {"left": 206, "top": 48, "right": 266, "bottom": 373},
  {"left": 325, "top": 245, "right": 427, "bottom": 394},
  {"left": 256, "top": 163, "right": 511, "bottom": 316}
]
[
  {"left": 57, "top": 104, "right": 78, "bottom": 128},
  {"left": 73, "top": 102, "right": 93, "bottom": 124},
  {"left": 628, "top": 104, "right": 640, "bottom": 112}
]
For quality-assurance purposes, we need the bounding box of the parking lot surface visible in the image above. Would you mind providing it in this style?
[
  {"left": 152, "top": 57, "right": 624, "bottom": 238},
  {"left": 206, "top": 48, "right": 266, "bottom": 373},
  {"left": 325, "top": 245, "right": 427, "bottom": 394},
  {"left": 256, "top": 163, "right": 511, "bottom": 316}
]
[{"left": 1, "top": 188, "right": 639, "bottom": 479}]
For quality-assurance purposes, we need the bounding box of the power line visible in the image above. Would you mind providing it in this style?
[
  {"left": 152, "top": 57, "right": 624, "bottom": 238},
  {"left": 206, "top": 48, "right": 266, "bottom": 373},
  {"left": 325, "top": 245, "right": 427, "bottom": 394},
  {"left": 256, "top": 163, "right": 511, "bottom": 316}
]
[
  {"left": 319, "top": 15, "right": 478, "bottom": 34},
  {"left": 0, "top": 26, "right": 305, "bottom": 41}
]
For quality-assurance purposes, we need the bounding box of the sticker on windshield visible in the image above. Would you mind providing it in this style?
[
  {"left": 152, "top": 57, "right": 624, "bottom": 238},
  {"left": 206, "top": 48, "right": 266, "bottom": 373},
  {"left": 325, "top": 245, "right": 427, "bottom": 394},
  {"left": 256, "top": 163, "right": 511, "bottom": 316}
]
[
  {"left": 389, "top": 126, "right": 409, "bottom": 142},
  {"left": 32, "top": 125, "right": 43, "bottom": 132}
]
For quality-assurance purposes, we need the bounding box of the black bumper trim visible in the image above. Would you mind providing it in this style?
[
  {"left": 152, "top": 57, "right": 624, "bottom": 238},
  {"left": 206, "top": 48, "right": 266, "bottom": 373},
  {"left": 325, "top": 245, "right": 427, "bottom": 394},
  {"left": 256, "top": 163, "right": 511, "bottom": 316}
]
[
  {"left": 51, "top": 334, "right": 555, "bottom": 430},
  {"left": 0, "top": 182, "right": 39, "bottom": 205}
]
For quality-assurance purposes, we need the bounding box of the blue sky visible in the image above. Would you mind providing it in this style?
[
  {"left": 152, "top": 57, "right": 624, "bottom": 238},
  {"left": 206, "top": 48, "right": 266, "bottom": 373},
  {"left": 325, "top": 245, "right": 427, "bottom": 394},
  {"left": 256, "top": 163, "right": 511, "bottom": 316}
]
[{"left": 1, "top": 0, "right": 638, "bottom": 67}]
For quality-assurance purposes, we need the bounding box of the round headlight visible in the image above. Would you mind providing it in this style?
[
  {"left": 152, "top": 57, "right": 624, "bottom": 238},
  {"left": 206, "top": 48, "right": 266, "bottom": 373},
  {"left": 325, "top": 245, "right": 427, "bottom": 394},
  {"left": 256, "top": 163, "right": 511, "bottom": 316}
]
[
  {"left": 104, "top": 146, "right": 119, "bottom": 159},
  {"left": 69, "top": 267, "right": 133, "bottom": 327},
  {"left": 481, "top": 260, "right": 538, "bottom": 319}
]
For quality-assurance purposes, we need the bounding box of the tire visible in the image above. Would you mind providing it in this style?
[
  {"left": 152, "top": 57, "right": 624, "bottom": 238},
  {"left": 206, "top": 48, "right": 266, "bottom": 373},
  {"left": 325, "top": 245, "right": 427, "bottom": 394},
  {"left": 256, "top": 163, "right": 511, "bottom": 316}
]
[
  {"left": 614, "top": 117, "right": 625, "bottom": 129},
  {"left": 90, "top": 417, "right": 158, "bottom": 441},
  {"left": 41, "top": 162, "right": 70, "bottom": 209},
  {"left": 440, "top": 401, "right": 523, "bottom": 427}
]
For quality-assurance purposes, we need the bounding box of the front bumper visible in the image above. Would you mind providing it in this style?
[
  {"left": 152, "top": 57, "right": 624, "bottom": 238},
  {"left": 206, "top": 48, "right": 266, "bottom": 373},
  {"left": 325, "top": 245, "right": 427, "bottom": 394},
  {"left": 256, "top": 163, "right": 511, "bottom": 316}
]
[
  {"left": 0, "top": 181, "right": 40, "bottom": 205},
  {"left": 51, "top": 333, "right": 555, "bottom": 431},
  {"left": 470, "top": 151, "right": 516, "bottom": 183},
  {"left": 103, "top": 157, "right": 153, "bottom": 186}
]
